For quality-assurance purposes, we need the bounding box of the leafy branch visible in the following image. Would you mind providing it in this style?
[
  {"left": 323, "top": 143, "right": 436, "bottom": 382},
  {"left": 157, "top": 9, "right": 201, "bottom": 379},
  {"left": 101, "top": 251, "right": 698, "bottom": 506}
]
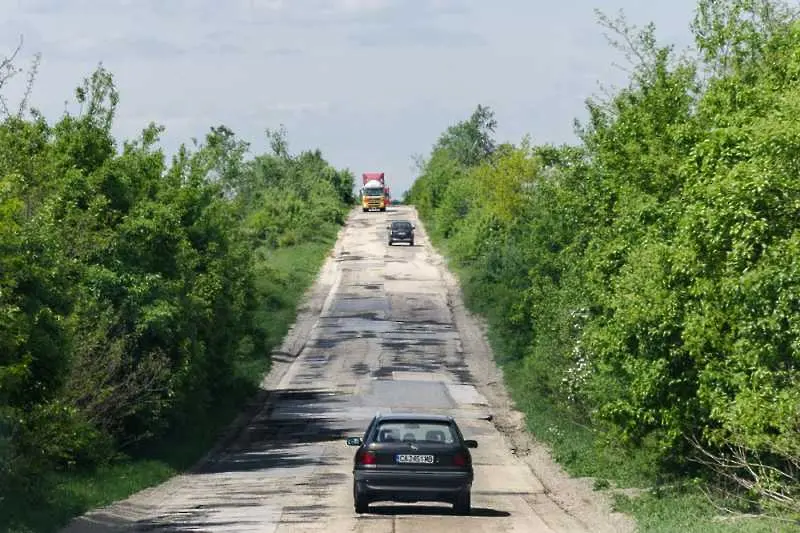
[{"left": 0, "top": 35, "right": 41, "bottom": 119}]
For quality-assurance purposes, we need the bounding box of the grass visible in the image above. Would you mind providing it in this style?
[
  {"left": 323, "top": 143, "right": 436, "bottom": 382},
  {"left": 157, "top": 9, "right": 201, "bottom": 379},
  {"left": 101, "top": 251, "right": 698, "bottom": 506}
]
[
  {"left": 500, "top": 358, "right": 659, "bottom": 486},
  {"left": 0, "top": 238, "right": 337, "bottom": 533},
  {"left": 421, "top": 220, "right": 799, "bottom": 533},
  {"left": 614, "top": 489, "right": 799, "bottom": 533}
]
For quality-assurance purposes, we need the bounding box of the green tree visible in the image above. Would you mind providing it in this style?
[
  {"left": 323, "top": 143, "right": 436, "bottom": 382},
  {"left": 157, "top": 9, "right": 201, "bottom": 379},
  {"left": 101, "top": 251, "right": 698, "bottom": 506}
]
[
  {"left": 433, "top": 104, "right": 497, "bottom": 168},
  {"left": 407, "top": 1, "right": 800, "bottom": 516},
  {"left": 0, "top": 58, "right": 354, "bottom": 513}
]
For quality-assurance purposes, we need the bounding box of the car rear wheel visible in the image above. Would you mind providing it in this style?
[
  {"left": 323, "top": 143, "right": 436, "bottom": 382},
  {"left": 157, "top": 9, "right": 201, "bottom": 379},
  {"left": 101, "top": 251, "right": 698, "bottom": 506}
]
[
  {"left": 354, "top": 497, "right": 368, "bottom": 514},
  {"left": 410, "top": 239, "right": 414, "bottom": 246},
  {"left": 453, "top": 490, "right": 471, "bottom": 515},
  {"left": 354, "top": 483, "right": 369, "bottom": 514}
]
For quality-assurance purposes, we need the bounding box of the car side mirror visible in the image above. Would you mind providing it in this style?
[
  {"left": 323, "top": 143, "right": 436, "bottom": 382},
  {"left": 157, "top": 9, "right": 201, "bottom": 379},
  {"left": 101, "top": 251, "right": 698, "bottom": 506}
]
[
  {"left": 346, "top": 437, "right": 363, "bottom": 446},
  {"left": 386, "top": 225, "right": 390, "bottom": 230},
  {"left": 464, "top": 439, "right": 478, "bottom": 448},
  {"left": 412, "top": 225, "right": 416, "bottom": 229}
]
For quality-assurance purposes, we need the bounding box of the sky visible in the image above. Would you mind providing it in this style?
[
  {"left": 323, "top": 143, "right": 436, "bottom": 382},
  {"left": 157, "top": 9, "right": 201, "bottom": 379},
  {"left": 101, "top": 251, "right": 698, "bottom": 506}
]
[{"left": 0, "top": 0, "right": 701, "bottom": 197}]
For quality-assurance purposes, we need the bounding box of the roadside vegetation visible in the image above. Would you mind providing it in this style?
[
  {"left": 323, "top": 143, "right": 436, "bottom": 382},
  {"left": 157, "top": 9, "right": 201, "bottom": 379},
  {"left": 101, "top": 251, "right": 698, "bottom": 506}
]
[
  {"left": 406, "top": 1, "right": 800, "bottom": 530},
  {"left": 0, "top": 51, "right": 354, "bottom": 532}
]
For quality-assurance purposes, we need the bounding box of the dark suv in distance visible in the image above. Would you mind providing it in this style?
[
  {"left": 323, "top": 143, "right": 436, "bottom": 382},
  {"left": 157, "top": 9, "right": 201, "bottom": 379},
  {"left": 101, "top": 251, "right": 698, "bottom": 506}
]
[
  {"left": 345, "top": 413, "right": 478, "bottom": 514},
  {"left": 387, "top": 220, "right": 415, "bottom": 246}
]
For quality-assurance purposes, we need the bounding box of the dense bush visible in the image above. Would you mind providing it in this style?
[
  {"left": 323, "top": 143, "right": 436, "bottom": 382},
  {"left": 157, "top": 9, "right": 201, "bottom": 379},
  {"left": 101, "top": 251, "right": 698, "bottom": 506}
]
[
  {"left": 0, "top": 63, "right": 354, "bottom": 492},
  {"left": 407, "top": 0, "right": 799, "bottom": 517}
]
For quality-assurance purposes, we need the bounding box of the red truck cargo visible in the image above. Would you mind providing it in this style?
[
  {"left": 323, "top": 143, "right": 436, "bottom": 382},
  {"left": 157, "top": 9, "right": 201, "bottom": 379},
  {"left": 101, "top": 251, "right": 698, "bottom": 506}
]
[{"left": 362, "top": 172, "right": 385, "bottom": 185}]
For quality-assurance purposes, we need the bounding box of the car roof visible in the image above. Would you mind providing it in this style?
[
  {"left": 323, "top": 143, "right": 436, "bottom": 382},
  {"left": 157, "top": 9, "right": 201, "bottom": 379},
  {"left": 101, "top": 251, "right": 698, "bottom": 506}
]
[{"left": 374, "top": 412, "right": 454, "bottom": 422}]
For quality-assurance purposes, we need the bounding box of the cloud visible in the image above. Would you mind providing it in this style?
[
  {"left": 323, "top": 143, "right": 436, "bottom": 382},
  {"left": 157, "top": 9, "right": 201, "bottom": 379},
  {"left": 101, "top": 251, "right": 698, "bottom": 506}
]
[
  {"left": 263, "top": 101, "right": 332, "bottom": 114},
  {"left": 328, "top": 0, "right": 469, "bottom": 17},
  {"left": 317, "top": 0, "right": 484, "bottom": 49},
  {"left": 4, "top": 0, "right": 60, "bottom": 15},
  {"left": 198, "top": 29, "right": 302, "bottom": 57},
  {"left": 333, "top": 0, "right": 392, "bottom": 13},
  {"left": 240, "top": 0, "right": 472, "bottom": 27},
  {"left": 1, "top": 0, "right": 702, "bottom": 200},
  {"left": 349, "top": 24, "right": 485, "bottom": 48},
  {"left": 38, "top": 35, "right": 186, "bottom": 61}
]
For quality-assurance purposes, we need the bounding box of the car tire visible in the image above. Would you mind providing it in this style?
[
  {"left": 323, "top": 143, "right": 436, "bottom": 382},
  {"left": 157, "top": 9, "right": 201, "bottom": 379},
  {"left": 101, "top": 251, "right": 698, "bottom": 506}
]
[
  {"left": 453, "top": 490, "right": 471, "bottom": 515},
  {"left": 410, "top": 239, "right": 414, "bottom": 246},
  {"left": 388, "top": 240, "right": 393, "bottom": 246},
  {"left": 362, "top": 208, "right": 367, "bottom": 212},
  {"left": 354, "top": 497, "right": 369, "bottom": 514},
  {"left": 354, "top": 484, "right": 369, "bottom": 514}
]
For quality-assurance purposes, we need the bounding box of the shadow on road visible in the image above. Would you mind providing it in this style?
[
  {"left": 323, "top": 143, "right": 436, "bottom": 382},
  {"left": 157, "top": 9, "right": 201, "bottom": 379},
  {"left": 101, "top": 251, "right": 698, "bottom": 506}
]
[
  {"left": 64, "top": 389, "right": 354, "bottom": 531},
  {"left": 131, "top": 502, "right": 337, "bottom": 532},
  {"left": 366, "top": 505, "right": 511, "bottom": 517},
  {"left": 194, "top": 388, "right": 355, "bottom": 475}
]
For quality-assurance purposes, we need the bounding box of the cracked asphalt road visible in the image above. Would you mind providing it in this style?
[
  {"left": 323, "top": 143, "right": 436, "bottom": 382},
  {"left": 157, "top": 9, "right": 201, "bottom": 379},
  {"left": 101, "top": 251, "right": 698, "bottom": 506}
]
[{"left": 61, "top": 206, "right": 630, "bottom": 533}]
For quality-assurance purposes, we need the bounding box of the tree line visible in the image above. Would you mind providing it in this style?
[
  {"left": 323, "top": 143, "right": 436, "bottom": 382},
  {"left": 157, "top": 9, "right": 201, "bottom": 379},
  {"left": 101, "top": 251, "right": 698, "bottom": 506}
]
[
  {"left": 407, "top": 0, "right": 799, "bottom": 520},
  {"left": 0, "top": 60, "right": 354, "bottom": 504}
]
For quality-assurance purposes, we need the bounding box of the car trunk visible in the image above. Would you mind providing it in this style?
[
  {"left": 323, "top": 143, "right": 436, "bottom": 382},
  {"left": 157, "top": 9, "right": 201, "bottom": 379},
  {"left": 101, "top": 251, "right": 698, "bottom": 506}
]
[{"left": 361, "top": 442, "right": 469, "bottom": 470}]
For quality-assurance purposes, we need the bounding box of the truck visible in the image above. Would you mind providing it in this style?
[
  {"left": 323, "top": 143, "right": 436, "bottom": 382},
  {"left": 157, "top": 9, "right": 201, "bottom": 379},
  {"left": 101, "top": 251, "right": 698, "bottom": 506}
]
[{"left": 361, "top": 172, "right": 390, "bottom": 212}]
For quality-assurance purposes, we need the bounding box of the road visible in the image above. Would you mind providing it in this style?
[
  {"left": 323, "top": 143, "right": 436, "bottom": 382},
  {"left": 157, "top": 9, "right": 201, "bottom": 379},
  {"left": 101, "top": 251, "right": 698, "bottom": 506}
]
[{"left": 62, "top": 206, "right": 631, "bottom": 533}]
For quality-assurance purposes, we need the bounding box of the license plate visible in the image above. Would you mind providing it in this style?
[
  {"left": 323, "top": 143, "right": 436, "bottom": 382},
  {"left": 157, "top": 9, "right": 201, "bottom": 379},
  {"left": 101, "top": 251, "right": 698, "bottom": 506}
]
[{"left": 396, "top": 454, "right": 435, "bottom": 464}]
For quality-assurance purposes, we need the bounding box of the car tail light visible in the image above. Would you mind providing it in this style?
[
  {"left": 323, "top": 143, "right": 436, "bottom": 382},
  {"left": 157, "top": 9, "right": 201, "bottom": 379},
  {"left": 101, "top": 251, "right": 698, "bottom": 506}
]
[
  {"left": 453, "top": 452, "right": 467, "bottom": 466},
  {"left": 357, "top": 450, "right": 377, "bottom": 465}
]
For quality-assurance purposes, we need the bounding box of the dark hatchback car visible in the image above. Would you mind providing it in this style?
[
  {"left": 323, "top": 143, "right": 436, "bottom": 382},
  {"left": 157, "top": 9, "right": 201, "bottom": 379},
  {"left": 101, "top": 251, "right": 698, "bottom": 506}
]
[
  {"left": 346, "top": 413, "right": 477, "bottom": 514},
  {"left": 387, "top": 220, "right": 415, "bottom": 246}
]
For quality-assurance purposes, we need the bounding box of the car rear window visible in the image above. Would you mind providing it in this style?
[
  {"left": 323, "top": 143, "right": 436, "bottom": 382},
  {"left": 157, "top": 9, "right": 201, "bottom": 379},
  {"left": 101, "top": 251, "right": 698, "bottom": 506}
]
[
  {"left": 392, "top": 222, "right": 412, "bottom": 230},
  {"left": 372, "top": 421, "right": 457, "bottom": 444}
]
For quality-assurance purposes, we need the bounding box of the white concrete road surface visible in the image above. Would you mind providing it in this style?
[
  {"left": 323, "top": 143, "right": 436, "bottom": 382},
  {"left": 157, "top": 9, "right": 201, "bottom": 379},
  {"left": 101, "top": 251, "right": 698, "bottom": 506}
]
[{"left": 61, "top": 206, "right": 632, "bottom": 533}]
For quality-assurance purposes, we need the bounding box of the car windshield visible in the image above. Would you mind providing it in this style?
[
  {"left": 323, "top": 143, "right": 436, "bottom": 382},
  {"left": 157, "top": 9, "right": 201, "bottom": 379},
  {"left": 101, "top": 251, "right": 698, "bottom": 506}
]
[
  {"left": 391, "top": 222, "right": 412, "bottom": 231},
  {"left": 372, "top": 421, "right": 457, "bottom": 444},
  {"left": 363, "top": 187, "right": 384, "bottom": 196}
]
